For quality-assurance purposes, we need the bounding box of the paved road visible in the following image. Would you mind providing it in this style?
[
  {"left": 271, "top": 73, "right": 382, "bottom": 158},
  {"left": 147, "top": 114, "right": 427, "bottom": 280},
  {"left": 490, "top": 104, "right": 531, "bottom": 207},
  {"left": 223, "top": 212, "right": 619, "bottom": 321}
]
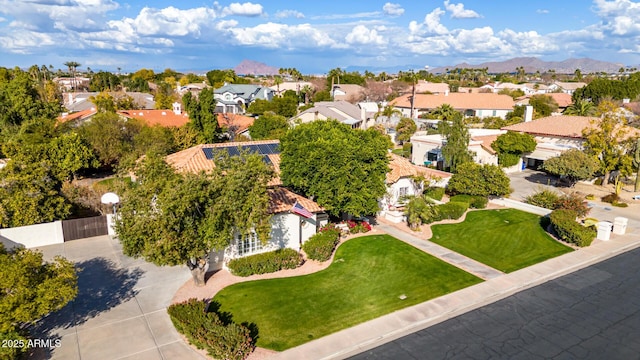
[
  {"left": 31, "top": 236, "right": 204, "bottom": 360},
  {"left": 350, "top": 247, "right": 640, "bottom": 360}
]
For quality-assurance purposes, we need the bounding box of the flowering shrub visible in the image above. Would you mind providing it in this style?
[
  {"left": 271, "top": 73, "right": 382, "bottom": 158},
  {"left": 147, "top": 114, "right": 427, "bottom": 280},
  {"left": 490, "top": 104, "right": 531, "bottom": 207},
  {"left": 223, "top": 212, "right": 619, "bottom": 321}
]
[
  {"left": 319, "top": 223, "right": 338, "bottom": 233},
  {"left": 346, "top": 220, "right": 372, "bottom": 233}
]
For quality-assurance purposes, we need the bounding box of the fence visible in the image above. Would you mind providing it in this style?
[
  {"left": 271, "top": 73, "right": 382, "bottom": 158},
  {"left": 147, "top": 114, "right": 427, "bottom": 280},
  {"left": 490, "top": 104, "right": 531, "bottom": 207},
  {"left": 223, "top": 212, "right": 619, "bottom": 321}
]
[
  {"left": 0, "top": 215, "right": 109, "bottom": 249},
  {"left": 490, "top": 198, "right": 552, "bottom": 216}
]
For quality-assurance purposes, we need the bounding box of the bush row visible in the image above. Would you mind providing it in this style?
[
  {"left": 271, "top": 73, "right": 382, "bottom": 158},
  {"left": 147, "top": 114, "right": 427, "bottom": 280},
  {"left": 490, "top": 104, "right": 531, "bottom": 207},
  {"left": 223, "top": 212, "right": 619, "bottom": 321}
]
[
  {"left": 525, "top": 190, "right": 590, "bottom": 217},
  {"left": 227, "top": 248, "right": 301, "bottom": 277},
  {"left": 346, "top": 220, "right": 372, "bottom": 233},
  {"left": 549, "top": 209, "right": 596, "bottom": 247},
  {"left": 302, "top": 228, "right": 340, "bottom": 262},
  {"left": 448, "top": 194, "right": 488, "bottom": 209},
  {"left": 421, "top": 201, "right": 469, "bottom": 224},
  {"left": 168, "top": 299, "right": 255, "bottom": 360}
]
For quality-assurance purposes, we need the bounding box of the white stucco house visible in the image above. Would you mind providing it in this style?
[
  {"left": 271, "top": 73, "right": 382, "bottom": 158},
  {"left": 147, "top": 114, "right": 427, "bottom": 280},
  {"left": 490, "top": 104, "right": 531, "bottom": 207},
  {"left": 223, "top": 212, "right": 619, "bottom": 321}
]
[
  {"left": 410, "top": 129, "right": 507, "bottom": 170},
  {"left": 390, "top": 92, "right": 515, "bottom": 119},
  {"left": 163, "top": 139, "right": 328, "bottom": 270},
  {"left": 379, "top": 154, "right": 452, "bottom": 223}
]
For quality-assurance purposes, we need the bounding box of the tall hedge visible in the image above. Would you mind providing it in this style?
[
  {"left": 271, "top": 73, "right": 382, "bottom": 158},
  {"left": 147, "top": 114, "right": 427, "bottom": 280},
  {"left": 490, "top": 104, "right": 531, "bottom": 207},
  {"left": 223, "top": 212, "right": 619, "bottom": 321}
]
[
  {"left": 168, "top": 299, "right": 255, "bottom": 360},
  {"left": 549, "top": 209, "right": 595, "bottom": 247},
  {"left": 448, "top": 194, "right": 488, "bottom": 209},
  {"left": 227, "top": 248, "right": 301, "bottom": 277}
]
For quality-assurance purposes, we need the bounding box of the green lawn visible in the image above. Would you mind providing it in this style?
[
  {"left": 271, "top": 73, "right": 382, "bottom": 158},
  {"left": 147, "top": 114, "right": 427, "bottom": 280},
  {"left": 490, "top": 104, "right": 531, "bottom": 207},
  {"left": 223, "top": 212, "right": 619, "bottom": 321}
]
[
  {"left": 430, "top": 209, "right": 573, "bottom": 273},
  {"left": 213, "top": 235, "right": 482, "bottom": 350}
]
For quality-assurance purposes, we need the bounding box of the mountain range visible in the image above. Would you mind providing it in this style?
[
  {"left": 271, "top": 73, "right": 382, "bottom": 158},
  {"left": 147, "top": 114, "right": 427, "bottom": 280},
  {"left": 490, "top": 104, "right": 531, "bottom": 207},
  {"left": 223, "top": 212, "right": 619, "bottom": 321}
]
[
  {"left": 231, "top": 57, "right": 632, "bottom": 76},
  {"left": 427, "top": 57, "right": 626, "bottom": 75}
]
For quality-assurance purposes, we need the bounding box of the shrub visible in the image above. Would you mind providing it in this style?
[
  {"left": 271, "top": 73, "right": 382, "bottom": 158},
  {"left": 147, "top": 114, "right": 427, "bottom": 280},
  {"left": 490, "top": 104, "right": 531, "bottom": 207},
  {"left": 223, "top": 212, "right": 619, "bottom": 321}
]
[
  {"left": 612, "top": 201, "right": 628, "bottom": 207},
  {"left": 553, "top": 193, "right": 590, "bottom": 217},
  {"left": 436, "top": 201, "right": 469, "bottom": 221},
  {"left": 601, "top": 193, "right": 618, "bottom": 204},
  {"left": 227, "top": 248, "right": 301, "bottom": 277},
  {"left": 449, "top": 194, "right": 488, "bottom": 209},
  {"left": 302, "top": 229, "right": 340, "bottom": 262},
  {"left": 585, "top": 194, "right": 596, "bottom": 200},
  {"left": 524, "top": 189, "right": 560, "bottom": 209},
  {"left": 424, "top": 187, "right": 445, "bottom": 201},
  {"left": 549, "top": 209, "right": 596, "bottom": 247},
  {"left": 168, "top": 299, "right": 255, "bottom": 360},
  {"left": 345, "top": 220, "right": 372, "bottom": 234}
]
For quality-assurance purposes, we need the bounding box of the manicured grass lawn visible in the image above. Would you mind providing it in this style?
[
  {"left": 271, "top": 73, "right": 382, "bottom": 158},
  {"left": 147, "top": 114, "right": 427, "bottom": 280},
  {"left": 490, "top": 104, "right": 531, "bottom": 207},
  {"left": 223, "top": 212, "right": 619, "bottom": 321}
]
[
  {"left": 430, "top": 209, "right": 573, "bottom": 273},
  {"left": 213, "top": 235, "right": 482, "bottom": 351}
]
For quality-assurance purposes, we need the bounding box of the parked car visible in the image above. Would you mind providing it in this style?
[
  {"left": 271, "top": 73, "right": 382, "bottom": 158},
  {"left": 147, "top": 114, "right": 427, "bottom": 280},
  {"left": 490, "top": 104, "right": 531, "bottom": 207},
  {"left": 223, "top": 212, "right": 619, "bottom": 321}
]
[{"left": 633, "top": 194, "right": 640, "bottom": 200}]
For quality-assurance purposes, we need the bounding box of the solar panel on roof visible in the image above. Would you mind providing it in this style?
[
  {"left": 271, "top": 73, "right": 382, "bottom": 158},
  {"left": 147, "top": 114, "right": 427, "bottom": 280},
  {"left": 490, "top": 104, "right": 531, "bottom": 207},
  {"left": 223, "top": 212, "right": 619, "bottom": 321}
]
[
  {"left": 225, "top": 147, "right": 240, "bottom": 157},
  {"left": 262, "top": 155, "right": 272, "bottom": 165},
  {"left": 202, "top": 148, "right": 214, "bottom": 160},
  {"left": 257, "top": 144, "right": 270, "bottom": 153}
]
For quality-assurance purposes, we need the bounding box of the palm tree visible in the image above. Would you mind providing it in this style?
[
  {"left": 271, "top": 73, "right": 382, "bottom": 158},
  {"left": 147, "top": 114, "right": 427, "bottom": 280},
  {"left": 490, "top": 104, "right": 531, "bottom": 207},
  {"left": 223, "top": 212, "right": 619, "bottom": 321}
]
[
  {"left": 564, "top": 99, "right": 596, "bottom": 116},
  {"left": 431, "top": 104, "right": 459, "bottom": 121},
  {"left": 301, "top": 85, "right": 313, "bottom": 105},
  {"left": 374, "top": 105, "right": 402, "bottom": 132},
  {"left": 64, "top": 61, "right": 81, "bottom": 91},
  {"left": 273, "top": 76, "right": 283, "bottom": 95}
]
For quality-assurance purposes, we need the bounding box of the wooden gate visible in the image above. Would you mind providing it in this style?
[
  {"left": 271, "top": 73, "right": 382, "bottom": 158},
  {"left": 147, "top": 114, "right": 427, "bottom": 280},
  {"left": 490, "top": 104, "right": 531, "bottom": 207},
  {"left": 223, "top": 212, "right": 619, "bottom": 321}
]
[{"left": 62, "top": 216, "right": 108, "bottom": 241}]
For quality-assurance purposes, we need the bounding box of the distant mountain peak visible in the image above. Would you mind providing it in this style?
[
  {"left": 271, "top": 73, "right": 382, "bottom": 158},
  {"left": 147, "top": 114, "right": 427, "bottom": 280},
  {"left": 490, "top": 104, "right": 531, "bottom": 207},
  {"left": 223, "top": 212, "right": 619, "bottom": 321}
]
[{"left": 234, "top": 60, "right": 279, "bottom": 76}]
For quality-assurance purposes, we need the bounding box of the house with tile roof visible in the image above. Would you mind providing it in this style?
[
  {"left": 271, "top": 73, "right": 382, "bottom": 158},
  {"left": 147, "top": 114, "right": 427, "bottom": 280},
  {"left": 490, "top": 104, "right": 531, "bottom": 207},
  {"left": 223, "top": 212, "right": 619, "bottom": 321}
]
[
  {"left": 410, "top": 129, "right": 506, "bottom": 170},
  {"left": 547, "top": 81, "right": 587, "bottom": 95},
  {"left": 64, "top": 91, "right": 155, "bottom": 112},
  {"left": 379, "top": 154, "right": 452, "bottom": 223},
  {"left": 290, "top": 100, "right": 368, "bottom": 129},
  {"left": 502, "top": 115, "right": 640, "bottom": 168},
  {"left": 331, "top": 84, "right": 365, "bottom": 102},
  {"left": 164, "top": 139, "right": 327, "bottom": 269},
  {"left": 214, "top": 84, "right": 274, "bottom": 114},
  {"left": 390, "top": 93, "right": 515, "bottom": 119}
]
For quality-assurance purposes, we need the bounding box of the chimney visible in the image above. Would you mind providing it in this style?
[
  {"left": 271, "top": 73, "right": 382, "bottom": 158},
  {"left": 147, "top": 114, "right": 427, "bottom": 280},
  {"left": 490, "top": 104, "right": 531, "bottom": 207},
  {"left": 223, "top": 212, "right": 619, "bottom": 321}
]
[
  {"left": 524, "top": 105, "right": 533, "bottom": 122},
  {"left": 173, "top": 102, "right": 181, "bottom": 115},
  {"left": 445, "top": 90, "right": 449, "bottom": 96}
]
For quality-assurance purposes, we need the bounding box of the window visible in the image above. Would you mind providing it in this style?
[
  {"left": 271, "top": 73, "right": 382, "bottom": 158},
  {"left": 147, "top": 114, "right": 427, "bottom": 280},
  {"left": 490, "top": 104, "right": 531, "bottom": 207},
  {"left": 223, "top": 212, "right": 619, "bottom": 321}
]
[
  {"left": 427, "top": 151, "right": 439, "bottom": 161},
  {"left": 236, "top": 232, "right": 262, "bottom": 256},
  {"left": 225, "top": 93, "right": 232, "bottom": 101},
  {"left": 399, "top": 187, "right": 409, "bottom": 197}
]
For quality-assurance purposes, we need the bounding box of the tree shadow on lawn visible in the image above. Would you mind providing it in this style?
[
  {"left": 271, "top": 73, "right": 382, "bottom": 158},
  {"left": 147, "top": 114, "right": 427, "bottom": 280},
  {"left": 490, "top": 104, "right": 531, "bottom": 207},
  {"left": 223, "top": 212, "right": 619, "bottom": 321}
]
[
  {"left": 29, "top": 257, "right": 143, "bottom": 354},
  {"left": 206, "top": 300, "right": 260, "bottom": 344}
]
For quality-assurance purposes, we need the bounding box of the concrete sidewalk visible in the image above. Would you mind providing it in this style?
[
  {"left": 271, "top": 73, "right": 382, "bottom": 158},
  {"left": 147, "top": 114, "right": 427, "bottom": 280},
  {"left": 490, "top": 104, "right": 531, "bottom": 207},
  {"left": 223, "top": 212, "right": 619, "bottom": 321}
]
[{"left": 272, "top": 218, "right": 640, "bottom": 360}]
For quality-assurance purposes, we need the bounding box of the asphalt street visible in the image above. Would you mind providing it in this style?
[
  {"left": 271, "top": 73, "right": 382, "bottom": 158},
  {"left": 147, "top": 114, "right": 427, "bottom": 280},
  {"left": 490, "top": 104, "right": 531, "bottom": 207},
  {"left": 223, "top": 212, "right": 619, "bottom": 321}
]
[{"left": 350, "top": 247, "right": 640, "bottom": 360}]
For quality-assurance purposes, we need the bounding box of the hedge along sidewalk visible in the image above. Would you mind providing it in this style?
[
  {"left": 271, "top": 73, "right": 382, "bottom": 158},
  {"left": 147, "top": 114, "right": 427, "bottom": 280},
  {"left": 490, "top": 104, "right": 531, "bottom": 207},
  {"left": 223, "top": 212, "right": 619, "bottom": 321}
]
[{"left": 171, "top": 228, "right": 385, "bottom": 305}]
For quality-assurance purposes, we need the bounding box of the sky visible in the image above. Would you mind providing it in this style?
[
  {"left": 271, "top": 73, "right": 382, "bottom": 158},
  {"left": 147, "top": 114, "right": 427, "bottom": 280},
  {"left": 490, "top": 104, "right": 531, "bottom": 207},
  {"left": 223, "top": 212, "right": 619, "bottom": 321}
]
[{"left": 1, "top": 0, "right": 640, "bottom": 74}]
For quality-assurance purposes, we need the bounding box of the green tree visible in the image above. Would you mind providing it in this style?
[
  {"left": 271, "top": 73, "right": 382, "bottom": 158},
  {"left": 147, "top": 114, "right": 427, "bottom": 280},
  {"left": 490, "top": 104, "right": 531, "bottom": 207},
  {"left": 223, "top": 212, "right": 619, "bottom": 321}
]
[
  {"left": 48, "top": 132, "right": 100, "bottom": 181},
  {"left": 529, "top": 94, "right": 559, "bottom": 118},
  {"left": 430, "top": 104, "right": 459, "bottom": 121},
  {"left": 395, "top": 117, "right": 417, "bottom": 144},
  {"left": 583, "top": 101, "right": 632, "bottom": 186},
  {"left": 563, "top": 98, "right": 596, "bottom": 116},
  {"left": 89, "top": 71, "right": 120, "bottom": 92},
  {"left": 89, "top": 91, "right": 116, "bottom": 113},
  {"left": 63, "top": 60, "right": 81, "bottom": 91},
  {"left": 491, "top": 132, "right": 537, "bottom": 167},
  {"left": 280, "top": 120, "right": 391, "bottom": 216},
  {"left": 115, "top": 152, "right": 273, "bottom": 286},
  {"left": 498, "top": 88, "right": 525, "bottom": 100},
  {"left": 438, "top": 113, "right": 473, "bottom": 172},
  {"left": 447, "top": 162, "right": 510, "bottom": 197},
  {"left": 0, "top": 245, "right": 77, "bottom": 359},
  {"left": 374, "top": 105, "right": 402, "bottom": 132},
  {"left": 79, "top": 111, "right": 142, "bottom": 168},
  {"left": 541, "top": 149, "right": 600, "bottom": 186},
  {"left": 248, "top": 112, "right": 289, "bottom": 140},
  {"left": 183, "top": 89, "right": 222, "bottom": 143},
  {"left": 633, "top": 138, "right": 640, "bottom": 192},
  {"left": 0, "top": 160, "right": 72, "bottom": 228}
]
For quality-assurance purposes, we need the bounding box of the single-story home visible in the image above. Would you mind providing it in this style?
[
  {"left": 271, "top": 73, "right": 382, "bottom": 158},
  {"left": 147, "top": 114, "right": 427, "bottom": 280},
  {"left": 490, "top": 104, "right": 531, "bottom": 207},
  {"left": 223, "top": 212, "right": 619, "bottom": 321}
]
[
  {"left": 547, "top": 81, "right": 587, "bottom": 95},
  {"left": 290, "top": 101, "right": 367, "bottom": 129},
  {"left": 379, "top": 154, "right": 452, "bottom": 223},
  {"left": 164, "top": 140, "right": 328, "bottom": 269},
  {"left": 410, "top": 129, "right": 506, "bottom": 170},
  {"left": 390, "top": 92, "right": 515, "bottom": 119}
]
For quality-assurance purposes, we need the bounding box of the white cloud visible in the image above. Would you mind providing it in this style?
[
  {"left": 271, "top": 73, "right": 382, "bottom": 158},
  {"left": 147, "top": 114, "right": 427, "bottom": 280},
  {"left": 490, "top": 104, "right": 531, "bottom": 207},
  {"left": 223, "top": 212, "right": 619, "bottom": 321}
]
[
  {"left": 310, "top": 12, "right": 380, "bottom": 20},
  {"left": 383, "top": 3, "right": 404, "bottom": 16},
  {"left": 274, "top": 9, "right": 304, "bottom": 19},
  {"left": 107, "top": 6, "right": 217, "bottom": 37},
  {"left": 345, "top": 24, "right": 386, "bottom": 45},
  {"left": 443, "top": 0, "right": 481, "bottom": 19},
  {"left": 536, "top": 9, "right": 549, "bottom": 14},
  {"left": 228, "top": 22, "right": 340, "bottom": 49},
  {"left": 410, "top": 8, "right": 448, "bottom": 36},
  {"left": 221, "top": 2, "right": 264, "bottom": 17},
  {"left": 0, "top": 30, "right": 56, "bottom": 54},
  {"left": 592, "top": 0, "right": 640, "bottom": 35}
]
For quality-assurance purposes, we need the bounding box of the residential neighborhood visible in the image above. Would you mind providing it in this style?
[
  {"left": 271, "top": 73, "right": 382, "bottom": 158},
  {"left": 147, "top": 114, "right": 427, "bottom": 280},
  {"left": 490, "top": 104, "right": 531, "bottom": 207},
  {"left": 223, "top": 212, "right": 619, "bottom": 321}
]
[{"left": 4, "top": 4, "right": 640, "bottom": 357}]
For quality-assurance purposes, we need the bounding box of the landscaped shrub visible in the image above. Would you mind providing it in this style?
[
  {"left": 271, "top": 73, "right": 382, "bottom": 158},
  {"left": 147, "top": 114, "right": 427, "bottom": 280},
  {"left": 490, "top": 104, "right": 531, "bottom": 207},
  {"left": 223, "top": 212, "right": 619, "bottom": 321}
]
[
  {"left": 449, "top": 194, "right": 488, "bottom": 209},
  {"left": 346, "top": 220, "right": 372, "bottom": 234},
  {"left": 549, "top": 209, "right": 596, "bottom": 247},
  {"left": 168, "top": 299, "right": 255, "bottom": 360},
  {"left": 302, "top": 229, "right": 340, "bottom": 261},
  {"left": 524, "top": 189, "right": 560, "bottom": 209},
  {"left": 601, "top": 193, "right": 618, "bottom": 204},
  {"left": 435, "top": 201, "right": 469, "bottom": 221},
  {"left": 227, "top": 248, "right": 302, "bottom": 277},
  {"left": 553, "top": 193, "right": 590, "bottom": 217},
  {"left": 424, "top": 187, "right": 445, "bottom": 201}
]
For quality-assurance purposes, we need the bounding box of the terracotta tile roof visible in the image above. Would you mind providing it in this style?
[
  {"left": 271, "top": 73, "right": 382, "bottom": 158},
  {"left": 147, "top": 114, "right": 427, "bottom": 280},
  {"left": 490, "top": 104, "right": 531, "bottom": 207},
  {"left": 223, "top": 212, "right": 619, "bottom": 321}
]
[
  {"left": 390, "top": 93, "right": 515, "bottom": 110},
  {"left": 546, "top": 93, "right": 573, "bottom": 108},
  {"left": 502, "top": 116, "right": 595, "bottom": 138},
  {"left": 502, "top": 115, "right": 640, "bottom": 139},
  {"left": 386, "top": 153, "right": 452, "bottom": 184},
  {"left": 57, "top": 108, "right": 96, "bottom": 123},
  {"left": 217, "top": 113, "right": 255, "bottom": 134},
  {"left": 118, "top": 110, "right": 190, "bottom": 127},
  {"left": 267, "top": 187, "right": 324, "bottom": 214},
  {"left": 471, "top": 134, "right": 499, "bottom": 155},
  {"left": 164, "top": 140, "right": 282, "bottom": 186}
]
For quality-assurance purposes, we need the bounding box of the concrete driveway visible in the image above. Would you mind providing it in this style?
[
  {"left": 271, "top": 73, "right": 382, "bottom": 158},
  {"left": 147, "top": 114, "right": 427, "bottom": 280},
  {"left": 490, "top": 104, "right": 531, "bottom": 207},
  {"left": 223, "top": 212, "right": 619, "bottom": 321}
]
[
  {"left": 507, "top": 169, "right": 562, "bottom": 201},
  {"left": 30, "top": 235, "right": 205, "bottom": 360}
]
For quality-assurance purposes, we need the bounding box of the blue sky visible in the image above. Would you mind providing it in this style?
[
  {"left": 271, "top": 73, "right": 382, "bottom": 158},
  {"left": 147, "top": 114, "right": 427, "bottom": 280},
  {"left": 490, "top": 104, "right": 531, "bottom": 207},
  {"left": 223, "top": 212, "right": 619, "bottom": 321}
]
[{"left": 0, "top": 0, "right": 639, "bottom": 74}]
